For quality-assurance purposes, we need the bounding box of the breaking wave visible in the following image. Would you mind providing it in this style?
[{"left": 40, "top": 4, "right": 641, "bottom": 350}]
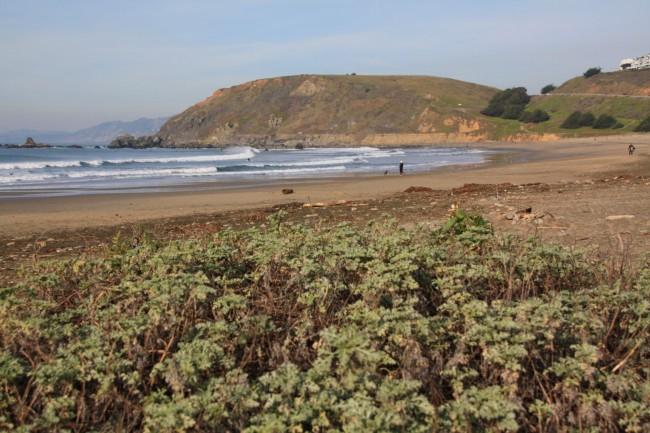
[{"left": 0, "top": 145, "right": 490, "bottom": 190}]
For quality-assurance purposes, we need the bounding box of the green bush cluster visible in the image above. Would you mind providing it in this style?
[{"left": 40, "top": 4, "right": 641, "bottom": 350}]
[
  {"left": 635, "top": 116, "right": 650, "bottom": 132},
  {"left": 583, "top": 67, "right": 602, "bottom": 78},
  {"left": 1, "top": 211, "right": 649, "bottom": 433},
  {"left": 482, "top": 88, "right": 550, "bottom": 124},
  {"left": 481, "top": 87, "right": 531, "bottom": 119},
  {"left": 519, "top": 109, "right": 550, "bottom": 124},
  {"left": 540, "top": 84, "right": 556, "bottom": 95},
  {"left": 561, "top": 111, "right": 595, "bottom": 129},
  {"left": 561, "top": 111, "right": 623, "bottom": 130},
  {"left": 593, "top": 114, "right": 620, "bottom": 129}
]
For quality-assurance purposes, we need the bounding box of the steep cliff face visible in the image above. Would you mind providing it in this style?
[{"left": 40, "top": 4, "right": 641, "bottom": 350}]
[{"left": 155, "top": 74, "right": 501, "bottom": 147}]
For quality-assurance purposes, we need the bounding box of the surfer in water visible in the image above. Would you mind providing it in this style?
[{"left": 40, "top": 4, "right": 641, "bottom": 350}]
[{"left": 399, "top": 160, "right": 404, "bottom": 175}]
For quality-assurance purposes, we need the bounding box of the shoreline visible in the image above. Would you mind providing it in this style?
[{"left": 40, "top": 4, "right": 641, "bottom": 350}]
[
  {"left": 0, "top": 144, "right": 514, "bottom": 201},
  {"left": 1, "top": 134, "right": 648, "bottom": 237}
]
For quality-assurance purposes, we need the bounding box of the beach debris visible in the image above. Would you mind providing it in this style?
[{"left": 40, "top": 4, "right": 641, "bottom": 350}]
[
  {"left": 404, "top": 186, "right": 433, "bottom": 193},
  {"left": 281, "top": 188, "right": 294, "bottom": 195},
  {"left": 303, "top": 200, "right": 349, "bottom": 208},
  {"left": 606, "top": 215, "right": 635, "bottom": 221},
  {"left": 503, "top": 207, "right": 550, "bottom": 224}
]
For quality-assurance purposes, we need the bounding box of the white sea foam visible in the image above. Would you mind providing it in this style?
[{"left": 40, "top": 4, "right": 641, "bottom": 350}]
[
  {"left": 0, "top": 167, "right": 220, "bottom": 184},
  {"left": 104, "top": 148, "right": 256, "bottom": 165},
  {"left": 0, "top": 147, "right": 256, "bottom": 170},
  {"left": 219, "top": 166, "right": 347, "bottom": 176},
  {"left": 0, "top": 164, "right": 349, "bottom": 185},
  {"left": 0, "top": 160, "right": 94, "bottom": 170},
  {"left": 0, "top": 145, "right": 489, "bottom": 189},
  {"left": 240, "top": 156, "right": 363, "bottom": 168}
]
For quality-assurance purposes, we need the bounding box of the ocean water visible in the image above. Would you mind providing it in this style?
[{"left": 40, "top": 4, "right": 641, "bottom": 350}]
[{"left": 0, "top": 145, "right": 489, "bottom": 197}]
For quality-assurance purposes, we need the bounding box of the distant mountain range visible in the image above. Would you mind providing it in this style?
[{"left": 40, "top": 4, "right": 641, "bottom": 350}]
[{"left": 0, "top": 117, "right": 168, "bottom": 145}]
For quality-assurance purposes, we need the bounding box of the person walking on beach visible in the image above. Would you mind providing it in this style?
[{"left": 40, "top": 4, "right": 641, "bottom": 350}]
[
  {"left": 399, "top": 160, "right": 404, "bottom": 175},
  {"left": 628, "top": 144, "right": 635, "bottom": 156}
]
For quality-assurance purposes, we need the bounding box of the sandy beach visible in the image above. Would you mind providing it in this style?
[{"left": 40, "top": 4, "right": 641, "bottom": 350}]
[{"left": 1, "top": 134, "right": 648, "bottom": 237}]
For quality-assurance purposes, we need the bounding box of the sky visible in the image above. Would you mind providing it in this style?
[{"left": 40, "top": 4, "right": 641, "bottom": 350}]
[{"left": 1, "top": 0, "right": 649, "bottom": 131}]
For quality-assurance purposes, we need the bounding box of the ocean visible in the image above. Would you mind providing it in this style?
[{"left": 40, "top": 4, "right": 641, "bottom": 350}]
[{"left": 0, "top": 145, "right": 489, "bottom": 197}]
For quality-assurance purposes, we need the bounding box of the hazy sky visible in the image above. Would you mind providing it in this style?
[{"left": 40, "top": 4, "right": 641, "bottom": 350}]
[{"left": 1, "top": 0, "right": 649, "bottom": 131}]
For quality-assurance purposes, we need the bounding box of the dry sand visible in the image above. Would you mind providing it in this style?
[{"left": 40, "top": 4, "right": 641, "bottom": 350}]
[{"left": 0, "top": 134, "right": 648, "bottom": 238}]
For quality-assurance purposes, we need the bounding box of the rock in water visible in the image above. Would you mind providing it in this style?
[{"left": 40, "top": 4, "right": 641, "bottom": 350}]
[
  {"left": 109, "top": 134, "right": 164, "bottom": 149},
  {"left": 21, "top": 137, "right": 51, "bottom": 148}
]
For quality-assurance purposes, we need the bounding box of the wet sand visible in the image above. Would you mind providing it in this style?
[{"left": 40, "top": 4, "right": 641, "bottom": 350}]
[{"left": 1, "top": 134, "right": 648, "bottom": 237}]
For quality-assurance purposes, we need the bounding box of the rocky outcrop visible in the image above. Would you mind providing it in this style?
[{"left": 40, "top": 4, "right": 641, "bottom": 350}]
[
  {"left": 108, "top": 134, "right": 165, "bottom": 149},
  {"left": 1, "top": 137, "right": 52, "bottom": 148},
  {"left": 23, "top": 137, "right": 51, "bottom": 148}
]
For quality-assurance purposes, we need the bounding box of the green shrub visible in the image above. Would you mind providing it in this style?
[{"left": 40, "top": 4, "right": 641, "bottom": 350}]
[
  {"left": 583, "top": 67, "right": 602, "bottom": 78},
  {"left": 540, "top": 84, "right": 556, "bottom": 94},
  {"left": 580, "top": 111, "right": 596, "bottom": 127},
  {"left": 635, "top": 116, "right": 650, "bottom": 132},
  {"left": 1, "top": 212, "right": 648, "bottom": 433},
  {"left": 561, "top": 111, "right": 584, "bottom": 129},
  {"left": 481, "top": 87, "right": 530, "bottom": 119},
  {"left": 501, "top": 104, "right": 525, "bottom": 120},
  {"left": 561, "top": 111, "right": 596, "bottom": 129},
  {"left": 519, "top": 109, "right": 551, "bottom": 123},
  {"left": 481, "top": 102, "right": 505, "bottom": 117},
  {"left": 593, "top": 114, "right": 618, "bottom": 129}
]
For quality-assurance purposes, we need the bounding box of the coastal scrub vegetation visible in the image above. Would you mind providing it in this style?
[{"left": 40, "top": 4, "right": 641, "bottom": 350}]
[
  {"left": 1, "top": 211, "right": 649, "bottom": 433},
  {"left": 540, "top": 84, "right": 556, "bottom": 95},
  {"left": 562, "top": 111, "right": 624, "bottom": 130},
  {"left": 518, "top": 109, "right": 550, "bottom": 124},
  {"left": 561, "top": 111, "right": 592, "bottom": 129},
  {"left": 583, "top": 67, "right": 602, "bottom": 78},
  {"left": 593, "top": 114, "right": 620, "bottom": 129},
  {"left": 635, "top": 116, "right": 650, "bottom": 132},
  {"left": 481, "top": 88, "right": 550, "bottom": 124},
  {"left": 481, "top": 87, "right": 531, "bottom": 118}
]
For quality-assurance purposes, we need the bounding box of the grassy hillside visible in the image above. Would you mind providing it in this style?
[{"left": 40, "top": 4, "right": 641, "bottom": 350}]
[
  {"left": 157, "top": 74, "right": 501, "bottom": 146},
  {"left": 523, "top": 94, "right": 650, "bottom": 135},
  {"left": 554, "top": 69, "right": 650, "bottom": 96},
  {"left": 1, "top": 212, "right": 649, "bottom": 432},
  {"left": 497, "top": 70, "right": 650, "bottom": 138},
  {"left": 126, "top": 72, "right": 650, "bottom": 147}
]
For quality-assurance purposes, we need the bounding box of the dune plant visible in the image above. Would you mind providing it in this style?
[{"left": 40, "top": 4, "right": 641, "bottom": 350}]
[{"left": 1, "top": 211, "right": 648, "bottom": 432}]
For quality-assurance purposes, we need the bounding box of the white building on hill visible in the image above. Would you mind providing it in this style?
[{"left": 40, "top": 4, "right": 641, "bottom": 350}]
[{"left": 619, "top": 53, "right": 650, "bottom": 70}]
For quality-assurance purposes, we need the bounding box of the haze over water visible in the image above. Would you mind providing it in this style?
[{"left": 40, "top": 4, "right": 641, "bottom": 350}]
[{"left": 0, "top": 146, "right": 489, "bottom": 197}]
